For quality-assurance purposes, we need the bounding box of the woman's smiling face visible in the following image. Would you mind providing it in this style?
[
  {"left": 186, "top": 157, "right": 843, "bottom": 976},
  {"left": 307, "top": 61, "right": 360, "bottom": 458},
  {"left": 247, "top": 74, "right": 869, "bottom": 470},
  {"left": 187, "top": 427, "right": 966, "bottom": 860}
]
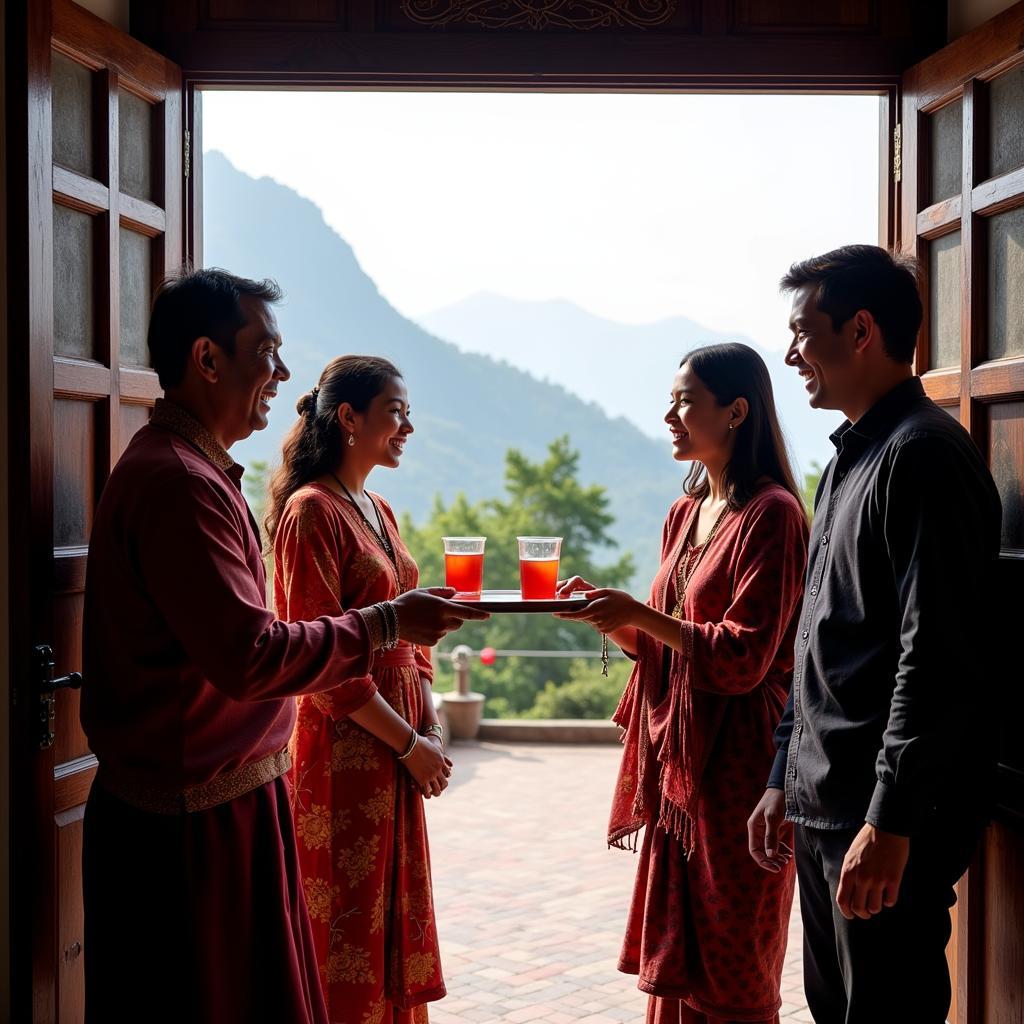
[
  {"left": 664, "top": 362, "right": 736, "bottom": 464},
  {"left": 346, "top": 376, "right": 413, "bottom": 469}
]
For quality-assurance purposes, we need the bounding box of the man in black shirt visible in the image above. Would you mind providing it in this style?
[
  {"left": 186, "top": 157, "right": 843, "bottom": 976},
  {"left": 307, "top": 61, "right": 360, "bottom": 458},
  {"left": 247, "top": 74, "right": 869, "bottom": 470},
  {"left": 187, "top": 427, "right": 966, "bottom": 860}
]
[{"left": 746, "top": 245, "right": 1001, "bottom": 1023}]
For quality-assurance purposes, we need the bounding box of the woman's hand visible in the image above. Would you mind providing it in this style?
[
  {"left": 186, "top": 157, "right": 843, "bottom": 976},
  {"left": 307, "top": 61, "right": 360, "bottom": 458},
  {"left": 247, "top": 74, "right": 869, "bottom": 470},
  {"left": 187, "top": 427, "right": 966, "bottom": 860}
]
[
  {"left": 556, "top": 575, "right": 599, "bottom": 598},
  {"left": 400, "top": 734, "right": 452, "bottom": 798},
  {"left": 553, "top": 588, "right": 644, "bottom": 633}
]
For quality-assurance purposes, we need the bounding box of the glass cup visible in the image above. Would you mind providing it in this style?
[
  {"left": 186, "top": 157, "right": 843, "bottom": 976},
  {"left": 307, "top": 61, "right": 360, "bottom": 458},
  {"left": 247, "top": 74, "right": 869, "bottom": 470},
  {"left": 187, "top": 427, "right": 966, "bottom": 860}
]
[
  {"left": 442, "top": 537, "right": 486, "bottom": 597},
  {"left": 517, "top": 536, "right": 562, "bottom": 600}
]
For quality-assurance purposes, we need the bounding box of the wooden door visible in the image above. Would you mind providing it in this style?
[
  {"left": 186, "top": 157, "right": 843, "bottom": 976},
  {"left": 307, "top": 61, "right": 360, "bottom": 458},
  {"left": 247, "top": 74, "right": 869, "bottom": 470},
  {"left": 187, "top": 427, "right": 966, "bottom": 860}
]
[
  {"left": 8, "top": 2, "right": 181, "bottom": 1019},
  {"left": 900, "top": 4, "right": 1024, "bottom": 1023}
]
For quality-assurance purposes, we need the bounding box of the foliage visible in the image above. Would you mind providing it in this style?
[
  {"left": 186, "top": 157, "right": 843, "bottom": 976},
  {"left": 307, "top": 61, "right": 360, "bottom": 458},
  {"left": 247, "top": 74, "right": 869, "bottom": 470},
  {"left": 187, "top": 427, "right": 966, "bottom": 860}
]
[
  {"left": 522, "top": 657, "right": 633, "bottom": 720},
  {"left": 800, "top": 460, "right": 824, "bottom": 520},
  {"left": 401, "top": 437, "right": 635, "bottom": 717},
  {"left": 244, "top": 459, "right": 270, "bottom": 539}
]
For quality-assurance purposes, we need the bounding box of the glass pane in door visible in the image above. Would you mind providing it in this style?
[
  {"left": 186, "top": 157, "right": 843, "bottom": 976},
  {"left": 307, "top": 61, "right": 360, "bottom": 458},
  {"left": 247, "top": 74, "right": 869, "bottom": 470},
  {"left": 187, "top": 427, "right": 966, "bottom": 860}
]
[
  {"left": 928, "top": 99, "right": 963, "bottom": 206},
  {"left": 989, "top": 63, "right": 1024, "bottom": 180},
  {"left": 987, "top": 206, "right": 1024, "bottom": 361},
  {"left": 52, "top": 51, "right": 95, "bottom": 178},
  {"left": 929, "top": 230, "right": 962, "bottom": 370}
]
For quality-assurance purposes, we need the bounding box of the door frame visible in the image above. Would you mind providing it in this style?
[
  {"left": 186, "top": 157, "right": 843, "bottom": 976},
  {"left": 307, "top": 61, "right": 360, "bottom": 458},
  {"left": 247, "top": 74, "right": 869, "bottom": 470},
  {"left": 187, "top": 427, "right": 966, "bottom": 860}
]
[
  {"left": 5, "top": 1, "right": 181, "bottom": 1018},
  {"left": 11, "top": 2, "right": 991, "bottom": 1018}
]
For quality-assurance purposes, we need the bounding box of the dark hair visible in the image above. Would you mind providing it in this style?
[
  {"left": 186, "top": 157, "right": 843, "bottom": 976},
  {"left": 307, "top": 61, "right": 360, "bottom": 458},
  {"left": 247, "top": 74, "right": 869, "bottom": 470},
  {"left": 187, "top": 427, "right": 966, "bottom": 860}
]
[
  {"left": 779, "top": 244, "right": 922, "bottom": 364},
  {"left": 147, "top": 267, "right": 283, "bottom": 389},
  {"left": 680, "top": 342, "right": 802, "bottom": 512},
  {"left": 264, "top": 355, "right": 403, "bottom": 544}
]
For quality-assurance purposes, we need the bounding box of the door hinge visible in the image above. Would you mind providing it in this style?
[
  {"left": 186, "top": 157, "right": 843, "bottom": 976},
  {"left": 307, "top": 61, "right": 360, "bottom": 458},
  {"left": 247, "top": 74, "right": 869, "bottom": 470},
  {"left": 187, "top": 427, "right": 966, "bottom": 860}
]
[
  {"left": 35, "top": 644, "right": 82, "bottom": 750},
  {"left": 893, "top": 122, "right": 902, "bottom": 184},
  {"left": 184, "top": 129, "right": 191, "bottom": 180}
]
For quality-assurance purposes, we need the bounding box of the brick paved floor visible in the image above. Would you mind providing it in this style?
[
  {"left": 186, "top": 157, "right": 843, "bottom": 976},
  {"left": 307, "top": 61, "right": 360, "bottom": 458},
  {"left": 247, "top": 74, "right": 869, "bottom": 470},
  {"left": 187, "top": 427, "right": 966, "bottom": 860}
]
[{"left": 424, "top": 742, "right": 810, "bottom": 1024}]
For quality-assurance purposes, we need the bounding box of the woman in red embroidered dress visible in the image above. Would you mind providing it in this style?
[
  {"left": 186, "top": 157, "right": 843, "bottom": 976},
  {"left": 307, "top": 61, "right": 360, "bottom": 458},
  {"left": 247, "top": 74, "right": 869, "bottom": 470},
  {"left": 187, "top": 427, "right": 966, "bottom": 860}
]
[
  {"left": 557, "top": 343, "right": 808, "bottom": 1024},
  {"left": 268, "top": 356, "right": 479, "bottom": 1024}
]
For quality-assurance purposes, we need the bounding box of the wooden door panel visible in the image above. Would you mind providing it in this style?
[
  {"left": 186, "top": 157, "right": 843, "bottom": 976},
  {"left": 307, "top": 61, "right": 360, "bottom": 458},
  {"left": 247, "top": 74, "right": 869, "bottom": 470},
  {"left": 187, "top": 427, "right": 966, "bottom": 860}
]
[
  {"left": 119, "top": 402, "right": 153, "bottom": 453},
  {"left": 901, "top": 5, "right": 1024, "bottom": 1022},
  {"left": 55, "top": 808, "right": 86, "bottom": 1024},
  {"left": 52, "top": 592, "right": 89, "bottom": 766},
  {"left": 11, "top": 2, "right": 182, "bottom": 1019},
  {"left": 982, "top": 821, "right": 1024, "bottom": 1024}
]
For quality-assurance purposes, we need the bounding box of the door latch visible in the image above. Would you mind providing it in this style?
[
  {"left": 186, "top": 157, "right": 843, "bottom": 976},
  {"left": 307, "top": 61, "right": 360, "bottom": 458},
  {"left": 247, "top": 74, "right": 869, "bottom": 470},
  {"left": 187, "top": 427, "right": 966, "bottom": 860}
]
[{"left": 35, "top": 644, "right": 82, "bottom": 750}]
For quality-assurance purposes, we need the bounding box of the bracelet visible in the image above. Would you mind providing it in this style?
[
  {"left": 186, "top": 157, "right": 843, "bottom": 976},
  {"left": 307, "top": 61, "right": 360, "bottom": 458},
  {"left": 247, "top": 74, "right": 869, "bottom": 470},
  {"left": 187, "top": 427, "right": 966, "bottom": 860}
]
[
  {"left": 373, "top": 604, "right": 391, "bottom": 650},
  {"left": 357, "top": 605, "right": 386, "bottom": 650},
  {"left": 423, "top": 723, "right": 444, "bottom": 746},
  {"left": 382, "top": 600, "right": 400, "bottom": 650},
  {"left": 397, "top": 726, "right": 418, "bottom": 762},
  {"left": 369, "top": 601, "right": 399, "bottom": 651}
]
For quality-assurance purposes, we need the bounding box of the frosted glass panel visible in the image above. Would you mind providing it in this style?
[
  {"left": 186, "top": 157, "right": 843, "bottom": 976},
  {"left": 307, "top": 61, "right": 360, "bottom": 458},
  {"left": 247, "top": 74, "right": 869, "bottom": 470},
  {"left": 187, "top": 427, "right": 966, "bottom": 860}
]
[
  {"left": 987, "top": 207, "right": 1024, "bottom": 361},
  {"left": 929, "top": 231, "right": 961, "bottom": 370},
  {"left": 929, "top": 100, "right": 963, "bottom": 206},
  {"left": 989, "top": 403, "right": 1024, "bottom": 551},
  {"left": 120, "top": 403, "right": 151, "bottom": 455},
  {"left": 989, "top": 64, "right": 1024, "bottom": 180},
  {"left": 54, "top": 400, "right": 95, "bottom": 547},
  {"left": 52, "top": 52, "right": 94, "bottom": 178},
  {"left": 119, "top": 228, "right": 152, "bottom": 366},
  {"left": 118, "top": 90, "right": 153, "bottom": 201},
  {"left": 53, "top": 204, "right": 96, "bottom": 360}
]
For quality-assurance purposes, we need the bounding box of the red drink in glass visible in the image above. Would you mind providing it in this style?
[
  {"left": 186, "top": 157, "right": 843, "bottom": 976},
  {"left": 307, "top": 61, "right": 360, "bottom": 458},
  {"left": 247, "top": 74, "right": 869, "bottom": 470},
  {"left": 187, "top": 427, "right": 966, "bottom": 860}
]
[
  {"left": 519, "top": 557, "right": 559, "bottom": 600},
  {"left": 445, "top": 552, "right": 485, "bottom": 596}
]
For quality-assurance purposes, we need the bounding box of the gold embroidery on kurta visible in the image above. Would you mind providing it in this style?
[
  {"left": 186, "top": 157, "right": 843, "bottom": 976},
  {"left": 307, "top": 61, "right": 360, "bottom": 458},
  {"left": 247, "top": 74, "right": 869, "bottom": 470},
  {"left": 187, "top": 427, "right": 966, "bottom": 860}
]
[
  {"left": 337, "top": 834, "right": 381, "bottom": 887},
  {"left": 370, "top": 891, "right": 384, "bottom": 935},
  {"left": 304, "top": 877, "right": 342, "bottom": 924},
  {"left": 322, "top": 943, "right": 375, "bottom": 985},
  {"left": 359, "top": 787, "right": 394, "bottom": 825},
  {"left": 403, "top": 951, "right": 436, "bottom": 987},
  {"left": 330, "top": 726, "right": 381, "bottom": 772},
  {"left": 296, "top": 803, "right": 349, "bottom": 850},
  {"left": 360, "top": 997, "right": 386, "bottom": 1024},
  {"left": 350, "top": 550, "right": 390, "bottom": 587}
]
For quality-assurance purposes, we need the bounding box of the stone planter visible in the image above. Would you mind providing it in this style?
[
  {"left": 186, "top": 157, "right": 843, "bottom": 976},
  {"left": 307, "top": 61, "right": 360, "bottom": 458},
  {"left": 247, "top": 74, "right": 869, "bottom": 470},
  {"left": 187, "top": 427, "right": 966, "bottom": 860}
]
[{"left": 440, "top": 691, "right": 486, "bottom": 740}]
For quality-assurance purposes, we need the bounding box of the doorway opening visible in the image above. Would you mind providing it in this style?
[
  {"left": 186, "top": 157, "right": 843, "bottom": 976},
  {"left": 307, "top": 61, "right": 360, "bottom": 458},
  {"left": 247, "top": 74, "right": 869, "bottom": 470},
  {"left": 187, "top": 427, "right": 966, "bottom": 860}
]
[{"left": 200, "top": 88, "right": 878, "bottom": 1022}]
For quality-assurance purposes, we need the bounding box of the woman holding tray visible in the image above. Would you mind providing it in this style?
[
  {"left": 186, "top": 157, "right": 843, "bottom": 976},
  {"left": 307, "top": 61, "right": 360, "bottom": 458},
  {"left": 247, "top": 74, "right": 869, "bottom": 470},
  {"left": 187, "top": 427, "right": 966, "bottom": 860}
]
[
  {"left": 557, "top": 342, "right": 808, "bottom": 1024},
  {"left": 267, "top": 356, "right": 483, "bottom": 1023}
]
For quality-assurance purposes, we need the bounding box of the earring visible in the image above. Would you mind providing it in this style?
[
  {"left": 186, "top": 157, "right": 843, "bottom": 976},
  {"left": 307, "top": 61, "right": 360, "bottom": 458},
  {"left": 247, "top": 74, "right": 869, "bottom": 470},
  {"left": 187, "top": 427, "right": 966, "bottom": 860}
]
[
  {"left": 728, "top": 423, "right": 735, "bottom": 431},
  {"left": 348, "top": 433, "right": 356, "bottom": 447}
]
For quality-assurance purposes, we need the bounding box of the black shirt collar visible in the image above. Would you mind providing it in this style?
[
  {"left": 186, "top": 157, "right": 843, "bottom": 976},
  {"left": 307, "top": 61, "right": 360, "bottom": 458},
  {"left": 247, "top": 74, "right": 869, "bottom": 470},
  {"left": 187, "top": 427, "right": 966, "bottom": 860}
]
[{"left": 829, "top": 376, "right": 925, "bottom": 454}]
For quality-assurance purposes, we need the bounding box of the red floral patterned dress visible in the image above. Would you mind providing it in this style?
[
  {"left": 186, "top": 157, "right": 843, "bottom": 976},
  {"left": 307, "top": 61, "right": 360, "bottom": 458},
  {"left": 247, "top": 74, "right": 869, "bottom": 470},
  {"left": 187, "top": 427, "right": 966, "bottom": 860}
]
[
  {"left": 274, "top": 483, "right": 443, "bottom": 1024},
  {"left": 610, "top": 484, "right": 808, "bottom": 1024}
]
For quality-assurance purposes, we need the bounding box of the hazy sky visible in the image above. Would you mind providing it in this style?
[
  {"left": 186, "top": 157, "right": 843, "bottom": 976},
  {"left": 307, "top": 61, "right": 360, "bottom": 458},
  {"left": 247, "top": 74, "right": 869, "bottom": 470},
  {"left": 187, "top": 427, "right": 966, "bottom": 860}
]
[{"left": 202, "top": 91, "right": 880, "bottom": 349}]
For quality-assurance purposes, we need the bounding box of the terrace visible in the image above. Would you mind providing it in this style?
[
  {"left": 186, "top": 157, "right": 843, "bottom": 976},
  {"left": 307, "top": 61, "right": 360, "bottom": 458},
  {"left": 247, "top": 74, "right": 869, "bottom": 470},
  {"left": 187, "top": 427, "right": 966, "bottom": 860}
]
[{"left": 426, "top": 741, "right": 809, "bottom": 1023}]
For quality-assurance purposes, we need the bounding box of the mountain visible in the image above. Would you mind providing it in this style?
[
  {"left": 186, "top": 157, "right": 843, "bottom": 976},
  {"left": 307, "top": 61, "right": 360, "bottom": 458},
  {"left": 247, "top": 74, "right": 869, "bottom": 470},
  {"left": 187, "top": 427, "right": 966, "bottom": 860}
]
[
  {"left": 203, "top": 151, "right": 683, "bottom": 589},
  {"left": 417, "top": 294, "right": 842, "bottom": 481}
]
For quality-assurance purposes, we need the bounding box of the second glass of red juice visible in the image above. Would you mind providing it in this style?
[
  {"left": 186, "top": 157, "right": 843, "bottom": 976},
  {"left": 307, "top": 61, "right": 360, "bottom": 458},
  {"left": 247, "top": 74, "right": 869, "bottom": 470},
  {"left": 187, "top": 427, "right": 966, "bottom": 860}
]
[
  {"left": 517, "top": 536, "right": 562, "bottom": 600},
  {"left": 442, "top": 536, "right": 486, "bottom": 597}
]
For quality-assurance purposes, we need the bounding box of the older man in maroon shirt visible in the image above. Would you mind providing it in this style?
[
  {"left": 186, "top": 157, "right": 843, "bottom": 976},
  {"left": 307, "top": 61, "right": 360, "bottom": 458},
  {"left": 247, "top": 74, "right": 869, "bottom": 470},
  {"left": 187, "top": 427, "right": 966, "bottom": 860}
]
[{"left": 81, "top": 268, "right": 484, "bottom": 1024}]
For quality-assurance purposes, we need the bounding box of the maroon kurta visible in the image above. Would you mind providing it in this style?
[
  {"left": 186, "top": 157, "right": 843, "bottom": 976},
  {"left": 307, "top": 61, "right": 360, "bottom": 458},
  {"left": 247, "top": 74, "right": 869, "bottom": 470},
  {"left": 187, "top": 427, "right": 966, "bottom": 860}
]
[
  {"left": 81, "top": 400, "right": 378, "bottom": 1024},
  {"left": 611, "top": 484, "right": 808, "bottom": 1024}
]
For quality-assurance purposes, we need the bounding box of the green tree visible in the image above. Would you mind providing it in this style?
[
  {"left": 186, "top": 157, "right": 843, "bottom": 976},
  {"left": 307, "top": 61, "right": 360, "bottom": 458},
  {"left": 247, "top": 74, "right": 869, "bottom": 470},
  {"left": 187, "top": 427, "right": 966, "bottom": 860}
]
[
  {"left": 244, "top": 459, "right": 270, "bottom": 537},
  {"left": 801, "top": 460, "right": 824, "bottom": 520},
  {"left": 522, "top": 657, "right": 633, "bottom": 720},
  {"left": 402, "top": 437, "right": 634, "bottom": 717}
]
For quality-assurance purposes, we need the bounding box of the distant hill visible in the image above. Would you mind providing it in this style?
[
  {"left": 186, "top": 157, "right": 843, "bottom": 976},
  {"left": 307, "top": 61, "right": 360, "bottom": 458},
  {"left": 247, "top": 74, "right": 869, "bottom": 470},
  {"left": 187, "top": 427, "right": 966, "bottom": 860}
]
[
  {"left": 417, "top": 293, "right": 842, "bottom": 481},
  {"left": 203, "top": 151, "right": 684, "bottom": 590}
]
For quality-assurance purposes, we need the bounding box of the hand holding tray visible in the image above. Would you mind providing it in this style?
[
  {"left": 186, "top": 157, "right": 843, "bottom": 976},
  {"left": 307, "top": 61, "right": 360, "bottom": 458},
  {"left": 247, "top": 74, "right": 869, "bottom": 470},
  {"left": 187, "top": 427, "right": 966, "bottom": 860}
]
[{"left": 448, "top": 589, "right": 592, "bottom": 614}]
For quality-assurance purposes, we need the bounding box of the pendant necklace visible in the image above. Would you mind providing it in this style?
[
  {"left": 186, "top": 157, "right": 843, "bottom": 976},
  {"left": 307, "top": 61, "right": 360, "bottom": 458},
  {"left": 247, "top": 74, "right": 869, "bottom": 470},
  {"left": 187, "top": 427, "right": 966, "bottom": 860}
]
[
  {"left": 670, "top": 502, "right": 729, "bottom": 619},
  {"left": 331, "top": 473, "right": 405, "bottom": 593}
]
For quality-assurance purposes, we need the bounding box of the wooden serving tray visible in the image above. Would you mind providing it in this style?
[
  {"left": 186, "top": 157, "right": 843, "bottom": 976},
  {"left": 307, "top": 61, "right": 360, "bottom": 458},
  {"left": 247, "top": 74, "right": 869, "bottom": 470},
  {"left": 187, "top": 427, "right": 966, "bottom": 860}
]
[{"left": 449, "top": 589, "right": 592, "bottom": 613}]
